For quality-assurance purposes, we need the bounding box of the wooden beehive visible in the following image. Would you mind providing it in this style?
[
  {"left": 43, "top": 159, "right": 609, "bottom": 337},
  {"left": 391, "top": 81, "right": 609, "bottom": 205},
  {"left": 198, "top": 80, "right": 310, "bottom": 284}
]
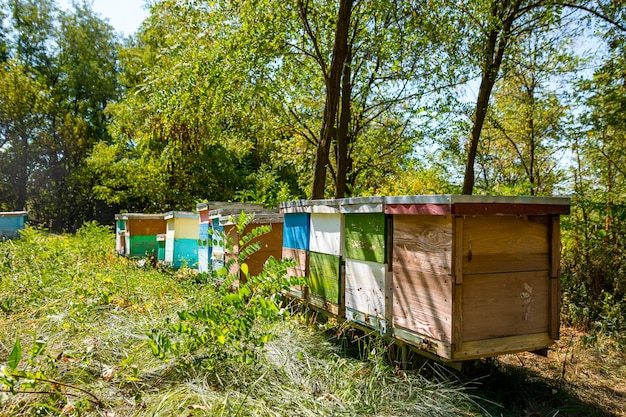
[
  {"left": 219, "top": 211, "right": 284, "bottom": 280},
  {"left": 203, "top": 202, "right": 267, "bottom": 276},
  {"left": 281, "top": 201, "right": 312, "bottom": 299},
  {"left": 0, "top": 211, "right": 28, "bottom": 240},
  {"left": 385, "top": 195, "right": 570, "bottom": 361},
  {"left": 163, "top": 211, "right": 199, "bottom": 269},
  {"left": 114, "top": 213, "right": 165, "bottom": 258},
  {"left": 341, "top": 197, "right": 392, "bottom": 333}
]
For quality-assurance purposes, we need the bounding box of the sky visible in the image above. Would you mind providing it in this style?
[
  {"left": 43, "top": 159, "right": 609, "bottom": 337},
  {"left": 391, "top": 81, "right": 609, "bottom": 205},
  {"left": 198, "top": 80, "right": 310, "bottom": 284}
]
[{"left": 57, "top": 0, "right": 149, "bottom": 37}]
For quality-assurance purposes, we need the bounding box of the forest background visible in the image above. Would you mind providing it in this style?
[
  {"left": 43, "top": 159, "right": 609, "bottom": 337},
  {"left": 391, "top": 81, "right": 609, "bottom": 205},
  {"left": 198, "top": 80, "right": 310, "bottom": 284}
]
[{"left": 0, "top": 0, "right": 625, "bottom": 347}]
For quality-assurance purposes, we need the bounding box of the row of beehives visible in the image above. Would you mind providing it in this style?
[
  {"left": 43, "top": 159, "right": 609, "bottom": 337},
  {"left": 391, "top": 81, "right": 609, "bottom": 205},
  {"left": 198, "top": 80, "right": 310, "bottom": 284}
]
[
  {"left": 114, "top": 202, "right": 283, "bottom": 273},
  {"left": 279, "top": 195, "right": 570, "bottom": 362},
  {"left": 0, "top": 211, "right": 28, "bottom": 240},
  {"left": 115, "top": 194, "right": 570, "bottom": 363}
]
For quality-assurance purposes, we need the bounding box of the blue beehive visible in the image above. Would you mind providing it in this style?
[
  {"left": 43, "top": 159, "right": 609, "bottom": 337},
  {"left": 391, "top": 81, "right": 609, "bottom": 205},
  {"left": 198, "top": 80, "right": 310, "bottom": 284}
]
[{"left": 0, "top": 211, "right": 28, "bottom": 240}]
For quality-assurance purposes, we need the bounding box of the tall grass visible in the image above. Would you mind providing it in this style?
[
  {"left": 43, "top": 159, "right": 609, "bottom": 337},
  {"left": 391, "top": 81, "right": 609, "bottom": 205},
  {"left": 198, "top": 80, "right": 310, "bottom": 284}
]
[{"left": 0, "top": 224, "right": 548, "bottom": 416}]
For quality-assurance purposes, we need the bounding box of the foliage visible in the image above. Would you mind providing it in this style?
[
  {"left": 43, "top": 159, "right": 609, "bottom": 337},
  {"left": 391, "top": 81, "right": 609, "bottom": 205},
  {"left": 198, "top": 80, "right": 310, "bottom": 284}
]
[
  {"left": 0, "top": 0, "right": 121, "bottom": 229},
  {"left": 147, "top": 212, "right": 298, "bottom": 370},
  {"left": 560, "top": 29, "right": 626, "bottom": 352}
]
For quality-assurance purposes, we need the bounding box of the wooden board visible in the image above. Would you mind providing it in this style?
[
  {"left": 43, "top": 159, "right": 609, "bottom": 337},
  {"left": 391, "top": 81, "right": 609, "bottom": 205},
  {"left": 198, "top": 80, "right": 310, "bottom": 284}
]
[
  {"left": 453, "top": 332, "right": 554, "bottom": 361},
  {"left": 461, "top": 271, "right": 550, "bottom": 342},
  {"left": 308, "top": 251, "right": 341, "bottom": 305},
  {"left": 310, "top": 213, "right": 343, "bottom": 256},
  {"left": 392, "top": 268, "right": 453, "bottom": 343},
  {"left": 392, "top": 215, "right": 452, "bottom": 275},
  {"left": 345, "top": 259, "right": 389, "bottom": 320},
  {"left": 344, "top": 213, "right": 387, "bottom": 263},
  {"left": 283, "top": 213, "right": 310, "bottom": 251},
  {"left": 128, "top": 218, "right": 166, "bottom": 237},
  {"left": 462, "top": 215, "right": 549, "bottom": 275}
]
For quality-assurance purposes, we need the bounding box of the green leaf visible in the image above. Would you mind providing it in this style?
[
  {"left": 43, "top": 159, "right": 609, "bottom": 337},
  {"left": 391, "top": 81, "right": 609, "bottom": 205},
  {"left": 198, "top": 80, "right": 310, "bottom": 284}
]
[{"left": 8, "top": 339, "right": 22, "bottom": 371}]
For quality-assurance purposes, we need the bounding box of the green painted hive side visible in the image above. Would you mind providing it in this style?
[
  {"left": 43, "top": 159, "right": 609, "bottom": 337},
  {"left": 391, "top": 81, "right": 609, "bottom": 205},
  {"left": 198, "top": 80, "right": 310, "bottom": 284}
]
[
  {"left": 129, "top": 235, "right": 159, "bottom": 258},
  {"left": 308, "top": 251, "right": 341, "bottom": 305},
  {"left": 344, "top": 213, "right": 387, "bottom": 263}
]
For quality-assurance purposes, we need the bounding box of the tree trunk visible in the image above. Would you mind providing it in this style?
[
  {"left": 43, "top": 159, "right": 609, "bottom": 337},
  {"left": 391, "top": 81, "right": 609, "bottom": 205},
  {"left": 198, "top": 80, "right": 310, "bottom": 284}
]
[
  {"left": 311, "top": 0, "right": 352, "bottom": 199},
  {"left": 335, "top": 43, "right": 352, "bottom": 199},
  {"left": 462, "top": 1, "right": 520, "bottom": 195}
]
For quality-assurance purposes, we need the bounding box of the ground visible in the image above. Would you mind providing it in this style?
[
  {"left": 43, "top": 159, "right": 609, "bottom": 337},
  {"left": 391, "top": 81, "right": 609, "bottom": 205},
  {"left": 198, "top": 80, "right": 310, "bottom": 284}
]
[{"left": 494, "top": 328, "right": 626, "bottom": 416}]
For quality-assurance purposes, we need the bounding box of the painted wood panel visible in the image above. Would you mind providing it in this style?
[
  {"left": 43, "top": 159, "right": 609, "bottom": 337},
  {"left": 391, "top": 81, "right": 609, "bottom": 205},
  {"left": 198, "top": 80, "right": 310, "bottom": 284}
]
[
  {"left": 308, "top": 251, "right": 341, "bottom": 305},
  {"left": 0, "top": 212, "right": 28, "bottom": 239},
  {"left": 129, "top": 218, "right": 166, "bottom": 237},
  {"left": 461, "top": 271, "right": 550, "bottom": 342},
  {"left": 462, "top": 215, "right": 550, "bottom": 275},
  {"left": 310, "top": 212, "right": 343, "bottom": 256},
  {"left": 174, "top": 218, "right": 200, "bottom": 240},
  {"left": 344, "top": 213, "right": 387, "bottom": 263},
  {"left": 392, "top": 215, "right": 452, "bottom": 275},
  {"left": 157, "top": 234, "right": 166, "bottom": 261},
  {"left": 283, "top": 213, "right": 310, "bottom": 250},
  {"left": 392, "top": 268, "right": 453, "bottom": 343},
  {"left": 165, "top": 220, "right": 175, "bottom": 264},
  {"left": 172, "top": 238, "right": 199, "bottom": 269},
  {"left": 345, "top": 259, "right": 390, "bottom": 329},
  {"left": 282, "top": 247, "right": 309, "bottom": 299}
]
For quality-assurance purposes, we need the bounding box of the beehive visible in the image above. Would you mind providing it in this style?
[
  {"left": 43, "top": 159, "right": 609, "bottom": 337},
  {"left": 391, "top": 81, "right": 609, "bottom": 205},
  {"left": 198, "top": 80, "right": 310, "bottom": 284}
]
[
  {"left": 0, "top": 211, "right": 28, "bottom": 239},
  {"left": 163, "top": 211, "right": 199, "bottom": 269},
  {"left": 385, "top": 195, "right": 570, "bottom": 361},
  {"left": 280, "top": 201, "right": 312, "bottom": 299},
  {"left": 218, "top": 211, "right": 284, "bottom": 280},
  {"left": 341, "top": 197, "right": 391, "bottom": 333},
  {"left": 114, "top": 213, "right": 165, "bottom": 258}
]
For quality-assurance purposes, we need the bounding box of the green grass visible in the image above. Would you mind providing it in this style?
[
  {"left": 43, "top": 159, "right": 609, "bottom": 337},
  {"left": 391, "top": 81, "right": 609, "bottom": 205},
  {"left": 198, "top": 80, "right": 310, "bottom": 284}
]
[{"left": 0, "top": 225, "right": 616, "bottom": 416}]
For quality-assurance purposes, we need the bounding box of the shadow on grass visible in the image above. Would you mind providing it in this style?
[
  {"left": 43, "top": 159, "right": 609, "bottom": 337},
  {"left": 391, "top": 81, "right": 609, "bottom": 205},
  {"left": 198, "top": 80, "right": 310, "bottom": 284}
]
[
  {"left": 325, "top": 324, "right": 612, "bottom": 417},
  {"left": 453, "top": 358, "right": 611, "bottom": 417}
]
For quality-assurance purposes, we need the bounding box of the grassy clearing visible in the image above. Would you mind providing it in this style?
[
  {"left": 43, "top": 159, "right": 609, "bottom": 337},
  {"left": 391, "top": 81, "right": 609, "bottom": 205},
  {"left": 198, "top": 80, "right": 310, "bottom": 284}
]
[{"left": 0, "top": 225, "right": 623, "bottom": 416}]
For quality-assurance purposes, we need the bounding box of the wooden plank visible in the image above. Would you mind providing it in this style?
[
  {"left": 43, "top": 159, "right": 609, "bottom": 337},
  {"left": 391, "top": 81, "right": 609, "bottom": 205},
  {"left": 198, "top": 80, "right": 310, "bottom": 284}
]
[
  {"left": 550, "top": 277, "right": 561, "bottom": 340},
  {"left": 385, "top": 204, "right": 451, "bottom": 215},
  {"left": 461, "top": 271, "right": 551, "bottom": 342},
  {"left": 308, "top": 252, "right": 341, "bottom": 305},
  {"left": 453, "top": 332, "right": 554, "bottom": 360},
  {"left": 345, "top": 259, "right": 388, "bottom": 320},
  {"left": 282, "top": 247, "right": 309, "bottom": 278},
  {"left": 310, "top": 213, "right": 344, "bottom": 256},
  {"left": 453, "top": 203, "right": 570, "bottom": 216},
  {"left": 392, "top": 268, "right": 452, "bottom": 343},
  {"left": 453, "top": 216, "right": 463, "bottom": 352},
  {"left": 392, "top": 215, "right": 452, "bottom": 275},
  {"left": 462, "top": 215, "right": 550, "bottom": 275},
  {"left": 129, "top": 218, "right": 166, "bottom": 236},
  {"left": 549, "top": 215, "right": 561, "bottom": 340},
  {"left": 549, "top": 215, "right": 561, "bottom": 278},
  {"left": 344, "top": 213, "right": 387, "bottom": 263},
  {"left": 283, "top": 213, "right": 310, "bottom": 250},
  {"left": 392, "top": 326, "right": 454, "bottom": 360}
]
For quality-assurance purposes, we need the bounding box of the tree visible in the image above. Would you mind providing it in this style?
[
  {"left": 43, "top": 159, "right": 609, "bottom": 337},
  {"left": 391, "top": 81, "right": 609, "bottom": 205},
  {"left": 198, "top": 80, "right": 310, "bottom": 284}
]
[
  {"left": 0, "top": 59, "right": 49, "bottom": 210},
  {"left": 457, "top": 0, "right": 626, "bottom": 195},
  {"left": 473, "top": 27, "right": 574, "bottom": 195}
]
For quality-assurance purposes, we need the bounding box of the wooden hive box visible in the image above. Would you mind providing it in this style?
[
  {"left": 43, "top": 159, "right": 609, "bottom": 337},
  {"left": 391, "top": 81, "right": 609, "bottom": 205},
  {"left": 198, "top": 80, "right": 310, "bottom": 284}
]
[
  {"left": 385, "top": 195, "right": 570, "bottom": 362},
  {"left": 163, "top": 211, "right": 199, "bottom": 269},
  {"left": 219, "top": 211, "right": 284, "bottom": 280},
  {"left": 280, "top": 200, "right": 312, "bottom": 300},
  {"left": 341, "top": 197, "right": 392, "bottom": 334},
  {"left": 114, "top": 213, "right": 165, "bottom": 258},
  {"left": 0, "top": 211, "right": 28, "bottom": 240}
]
